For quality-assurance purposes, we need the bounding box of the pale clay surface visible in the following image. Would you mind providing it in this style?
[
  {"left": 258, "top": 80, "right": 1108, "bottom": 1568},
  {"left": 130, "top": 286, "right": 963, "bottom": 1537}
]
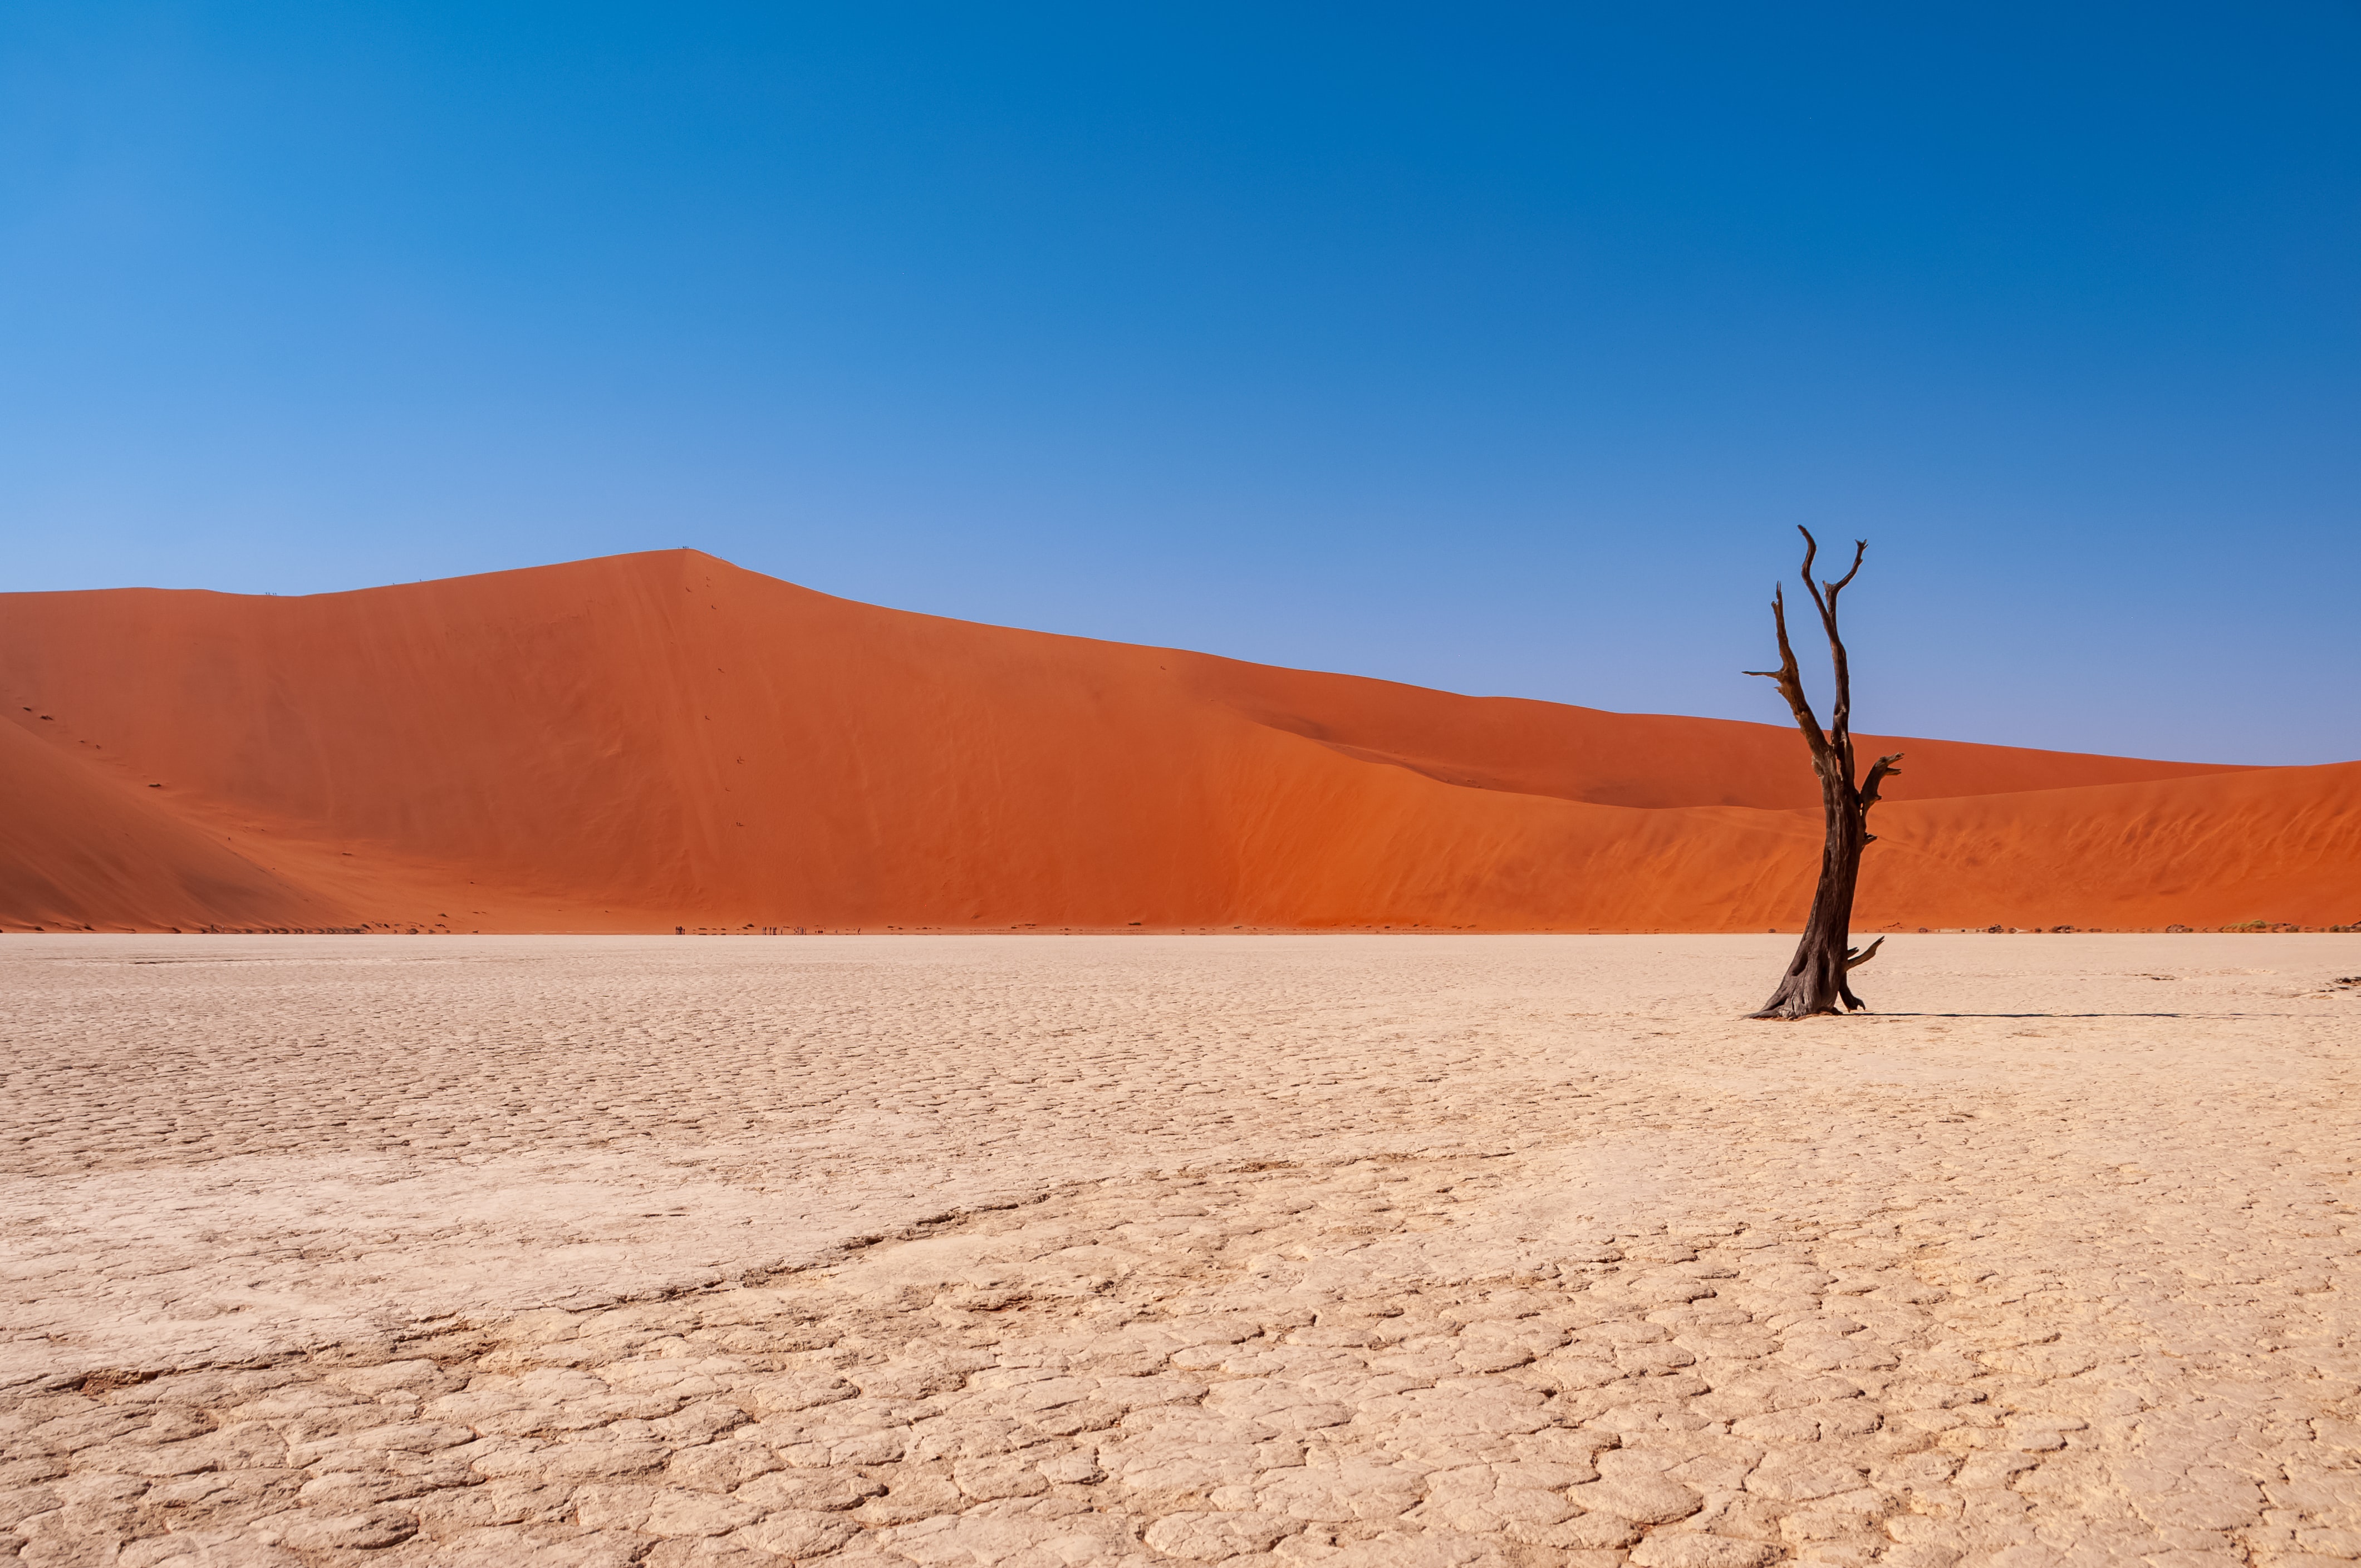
[{"left": 3, "top": 935, "right": 2358, "bottom": 1568}]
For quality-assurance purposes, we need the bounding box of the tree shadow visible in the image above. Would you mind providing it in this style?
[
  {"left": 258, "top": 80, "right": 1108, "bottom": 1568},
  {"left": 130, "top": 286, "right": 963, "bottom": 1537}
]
[{"left": 1864, "top": 1011, "right": 2284, "bottom": 1020}]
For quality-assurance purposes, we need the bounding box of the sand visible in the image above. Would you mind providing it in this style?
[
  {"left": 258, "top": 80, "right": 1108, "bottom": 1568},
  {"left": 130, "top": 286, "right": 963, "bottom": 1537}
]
[
  {"left": 4, "top": 932, "right": 2357, "bottom": 1565},
  {"left": 8, "top": 549, "right": 2355, "bottom": 936}
]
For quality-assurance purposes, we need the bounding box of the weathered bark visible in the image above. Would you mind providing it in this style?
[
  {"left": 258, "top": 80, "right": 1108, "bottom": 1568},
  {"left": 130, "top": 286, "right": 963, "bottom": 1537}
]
[{"left": 1745, "top": 527, "right": 1902, "bottom": 1019}]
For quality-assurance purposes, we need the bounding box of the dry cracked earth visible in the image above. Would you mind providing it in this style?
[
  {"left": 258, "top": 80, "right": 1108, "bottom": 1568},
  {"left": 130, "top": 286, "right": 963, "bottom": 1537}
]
[{"left": 3, "top": 933, "right": 2358, "bottom": 1568}]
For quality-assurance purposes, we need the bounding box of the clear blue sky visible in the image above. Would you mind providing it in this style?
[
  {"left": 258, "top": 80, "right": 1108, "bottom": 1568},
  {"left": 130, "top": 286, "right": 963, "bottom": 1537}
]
[{"left": 6, "top": 3, "right": 2357, "bottom": 764}]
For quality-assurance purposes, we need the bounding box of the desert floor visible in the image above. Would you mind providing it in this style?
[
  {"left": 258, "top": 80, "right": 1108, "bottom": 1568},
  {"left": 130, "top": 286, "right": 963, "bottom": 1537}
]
[{"left": 3, "top": 934, "right": 2358, "bottom": 1568}]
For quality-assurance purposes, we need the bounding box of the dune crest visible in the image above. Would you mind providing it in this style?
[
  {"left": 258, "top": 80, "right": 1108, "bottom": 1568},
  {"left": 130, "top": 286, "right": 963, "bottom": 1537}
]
[{"left": 2, "top": 549, "right": 2347, "bottom": 933}]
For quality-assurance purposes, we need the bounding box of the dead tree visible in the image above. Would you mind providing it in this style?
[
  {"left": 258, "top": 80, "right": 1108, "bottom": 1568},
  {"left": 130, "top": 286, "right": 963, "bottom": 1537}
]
[{"left": 1744, "top": 527, "right": 1902, "bottom": 1019}]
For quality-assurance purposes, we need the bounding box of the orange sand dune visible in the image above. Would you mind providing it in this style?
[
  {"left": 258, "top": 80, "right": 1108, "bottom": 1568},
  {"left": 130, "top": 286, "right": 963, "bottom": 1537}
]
[
  {"left": 0, "top": 716, "right": 345, "bottom": 931},
  {"left": 2, "top": 549, "right": 2349, "bottom": 933}
]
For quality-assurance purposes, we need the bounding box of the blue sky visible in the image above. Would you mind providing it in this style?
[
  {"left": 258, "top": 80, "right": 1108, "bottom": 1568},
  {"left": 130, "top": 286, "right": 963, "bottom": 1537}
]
[{"left": 4, "top": 3, "right": 2357, "bottom": 764}]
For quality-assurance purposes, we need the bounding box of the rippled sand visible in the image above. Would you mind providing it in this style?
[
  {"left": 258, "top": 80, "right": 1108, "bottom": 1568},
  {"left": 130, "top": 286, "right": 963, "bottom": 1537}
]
[{"left": 4, "top": 933, "right": 2357, "bottom": 1566}]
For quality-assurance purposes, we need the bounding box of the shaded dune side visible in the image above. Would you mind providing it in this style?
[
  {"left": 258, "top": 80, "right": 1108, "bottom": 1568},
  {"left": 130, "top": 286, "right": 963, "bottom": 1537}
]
[
  {"left": 0, "top": 549, "right": 2344, "bottom": 932},
  {"left": 0, "top": 719, "right": 346, "bottom": 931},
  {"left": 1177, "top": 661, "right": 2244, "bottom": 811}
]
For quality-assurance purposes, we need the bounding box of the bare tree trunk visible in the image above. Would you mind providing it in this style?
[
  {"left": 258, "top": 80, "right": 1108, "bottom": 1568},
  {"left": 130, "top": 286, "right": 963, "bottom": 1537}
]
[{"left": 1746, "top": 528, "right": 1902, "bottom": 1020}]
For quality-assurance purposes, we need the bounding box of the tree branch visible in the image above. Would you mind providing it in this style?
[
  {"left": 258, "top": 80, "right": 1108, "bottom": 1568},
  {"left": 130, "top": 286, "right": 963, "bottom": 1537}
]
[
  {"left": 1791, "top": 527, "right": 1867, "bottom": 783},
  {"left": 1844, "top": 936, "right": 1885, "bottom": 970},
  {"left": 1859, "top": 753, "right": 1904, "bottom": 812},
  {"left": 1856, "top": 751, "right": 1903, "bottom": 840},
  {"left": 1742, "top": 584, "right": 1831, "bottom": 761},
  {"left": 1825, "top": 539, "right": 1866, "bottom": 599}
]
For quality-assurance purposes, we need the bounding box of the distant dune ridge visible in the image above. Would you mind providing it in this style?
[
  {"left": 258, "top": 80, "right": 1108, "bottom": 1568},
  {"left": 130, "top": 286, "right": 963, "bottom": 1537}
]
[{"left": 3, "top": 548, "right": 2353, "bottom": 934}]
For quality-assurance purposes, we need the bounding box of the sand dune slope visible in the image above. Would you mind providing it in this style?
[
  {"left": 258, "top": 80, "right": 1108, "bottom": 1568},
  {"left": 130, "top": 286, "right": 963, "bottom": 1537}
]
[
  {"left": 0, "top": 716, "right": 342, "bottom": 931},
  {"left": 1, "top": 549, "right": 2344, "bottom": 931},
  {"left": 1863, "top": 761, "right": 2361, "bottom": 931}
]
